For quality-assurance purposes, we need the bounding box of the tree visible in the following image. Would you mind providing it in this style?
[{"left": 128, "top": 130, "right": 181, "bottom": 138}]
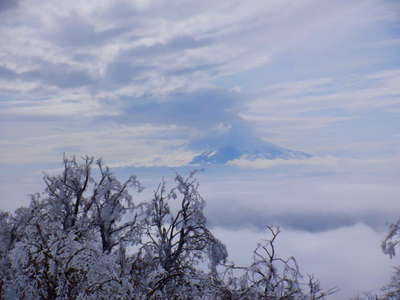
[
  {"left": 0, "top": 156, "right": 144, "bottom": 299},
  {"left": 42, "top": 156, "right": 143, "bottom": 253},
  {"left": 0, "top": 155, "right": 333, "bottom": 300},
  {"left": 141, "top": 172, "right": 228, "bottom": 299},
  {"left": 218, "top": 226, "right": 337, "bottom": 300},
  {"left": 353, "top": 217, "right": 400, "bottom": 299},
  {"left": 376, "top": 219, "right": 400, "bottom": 300}
]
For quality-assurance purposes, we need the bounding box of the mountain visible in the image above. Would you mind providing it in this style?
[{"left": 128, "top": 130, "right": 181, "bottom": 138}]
[{"left": 190, "top": 144, "right": 311, "bottom": 165}]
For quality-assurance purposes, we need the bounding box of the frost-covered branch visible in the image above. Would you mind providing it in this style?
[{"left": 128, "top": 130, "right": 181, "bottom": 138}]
[{"left": 0, "top": 155, "right": 333, "bottom": 300}]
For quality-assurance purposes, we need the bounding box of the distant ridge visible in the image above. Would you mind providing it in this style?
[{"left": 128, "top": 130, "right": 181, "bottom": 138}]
[{"left": 190, "top": 144, "right": 311, "bottom": 165}]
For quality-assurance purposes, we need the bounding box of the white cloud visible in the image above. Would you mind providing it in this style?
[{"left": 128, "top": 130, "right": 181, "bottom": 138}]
[
  {"left": 237, "top": 69, "right": 400, "bottom": 154},
  {"left": 229, "top": 155, "right": 388, "bottom": 169},
  {"left": 213, "top": 223, "right": 393, "bottom": 300},
  {"left": 245, "top": 69, "right": 400, "bottom": 117},
  {"left": 1, "top": 0, "right": 394, "bottom": 104},
  {"left": 0, "top": 124, "right": 192, "bottom": 165},
  {"left": 200, "top": 156, "right": 400, "bottom": 227},
  {"left": 0, "top": 0, "right": 397, "bottom": 162}
]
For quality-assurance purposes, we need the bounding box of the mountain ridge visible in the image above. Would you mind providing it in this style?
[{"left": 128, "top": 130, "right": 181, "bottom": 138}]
[{"left": 190, "top": 144, "right": 311, "bottom": 165}]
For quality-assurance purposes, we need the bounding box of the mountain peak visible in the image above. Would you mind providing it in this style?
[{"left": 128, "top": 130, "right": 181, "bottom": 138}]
[{"left": 190, "top": 144, "right": 311, "bottom": 165}]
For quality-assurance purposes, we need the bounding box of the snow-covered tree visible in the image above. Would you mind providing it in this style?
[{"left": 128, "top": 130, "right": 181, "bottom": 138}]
[
  {"left": 218, "top": 226, "right": 337, "bottom": 300},
  {"left": 136, "top": 172, "right": 228, "bottom": 299},
  {"left": 353, "top": 217, "right": 400, "bottom": 299},
  {"left": 382, "top": 219, "right": 400, "bottom": 259},
  {"left": 0, "top": 156, "right": 143, "bottom": 299},
  {"left": 0, "top": 155, "right": 333, "bottom": 300},
  {"left": 377, "top": 219, "right": 400, "bottom": 300},
  {"left": 42, "top": 156, "right": 143, "bottom": 253}
]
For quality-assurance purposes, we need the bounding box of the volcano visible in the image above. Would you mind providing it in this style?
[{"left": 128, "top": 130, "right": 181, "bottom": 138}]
[{"left": 190, "top": 143, "right": 311, "bottom": 165}]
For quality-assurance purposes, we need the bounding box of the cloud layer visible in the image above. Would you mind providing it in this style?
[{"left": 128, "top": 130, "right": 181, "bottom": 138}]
[{"left": 1, "top": 0, "right": 399, "bottom": 166}]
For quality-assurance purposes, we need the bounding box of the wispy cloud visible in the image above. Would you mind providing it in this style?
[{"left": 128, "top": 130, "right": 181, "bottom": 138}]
[
  {"left": 0, "top": 124, "right": 192, "bottom": 165},
  {"left": 1, "top": 0, "right": 398, "bottom": 165}
]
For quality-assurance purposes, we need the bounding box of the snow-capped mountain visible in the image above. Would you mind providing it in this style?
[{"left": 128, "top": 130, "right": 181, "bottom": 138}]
[
  {"left": 190, "top": 144, "right": 311, "bottom": 165},
  {"left": 188, "top": 124, "right": 311, "bottom": 165}
]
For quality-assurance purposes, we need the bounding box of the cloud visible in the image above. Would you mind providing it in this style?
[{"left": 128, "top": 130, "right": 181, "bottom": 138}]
[
  {"left": 103, "top": 87, "right": 243, "bottom": 129},
  {"left": 0, "top": 124, "right": 192, "bottom": 165},
  {"left": 237, "top": 69, "right": 400, "bottom": 154},
  {"left": 22, "top": 62, "right": 95, "bottom": 89},
  {"left": 47, "top": 12, "right": 129, "bottom": 48},
  {"left": 102, "top": 86, "right": 299, "bottom": 157},
  {"left": 0, "top": 0, "right": 398, "bottom": 171},
  {"left": 0, "top": 66, "right": 17, "bottom": 79},
  {"left": 198, "top": 156, "right": 400, "bottom": 232},
  {"left": 0, "top": 0, "right": 18, "bottom": 14},
  {"left": 1, "top": 0, "right": 397, "bottom": 113},
  {"left": 2, "top": 0, "right": 395, "bottom": 97},
  {"left": 228, "top": 155, "right": 381, "bottom": 169},
  {"left": 244, "top": 69, "right": 400, "bottom": 121},
  {"left": 213, "top": 224, "right": 393, "bottom": 300}
]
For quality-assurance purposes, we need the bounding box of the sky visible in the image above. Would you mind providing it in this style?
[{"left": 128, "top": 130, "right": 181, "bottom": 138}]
[{"left": 1, "top": 0, "right": 400, "bottom": 298}]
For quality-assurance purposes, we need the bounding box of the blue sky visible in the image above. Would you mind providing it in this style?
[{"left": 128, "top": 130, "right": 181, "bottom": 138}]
[{"left": 1, "top": 0, "right": 400, "bottom": 298}]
